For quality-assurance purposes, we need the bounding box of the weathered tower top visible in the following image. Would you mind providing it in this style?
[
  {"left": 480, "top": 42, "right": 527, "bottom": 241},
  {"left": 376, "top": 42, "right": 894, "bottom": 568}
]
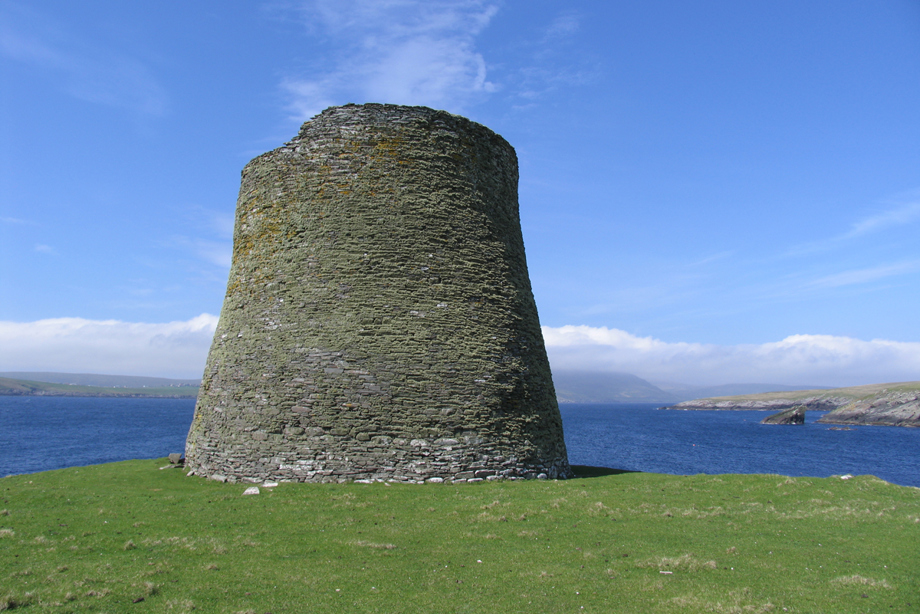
[{"left": 185, "top": 103, "right": 571, "bottom": 483}]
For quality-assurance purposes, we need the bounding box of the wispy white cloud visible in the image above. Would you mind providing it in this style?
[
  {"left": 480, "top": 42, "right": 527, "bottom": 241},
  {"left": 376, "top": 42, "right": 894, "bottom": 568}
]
[
  {"left": 682, "top": 251, "right": 734, "bottom": 268},
  {"left": 0, "top": 3, "right": 166, "bottom": 115},
  {"left": 1, "top": 216, "right": 34, "bottom": 225},
  {"left": 809, "top": 260, "right": 920, "bottom": 289},
  {"left": 34, "top": 244, "right": 57, "bottom": 255},
  {"left": 505, "top": 12, "right": 600, "bottom": 110},
  {"left": 194, "top": 240, "right": 233, "bottom": 268},
  {"left": 544, "top": 11, "right": 580, "bottom": 39},
  {"left": 166, "top": 207, "right": 235, "bottom": 269},
  {"left": 282, "top": 0, "right": 498, "bottom": 119},
  {"left": 209, "top": 211, "right": 235, "bottom": 239},
  {"left": 168, "top": 236, "right": 232, "bottom": 268},
  {"left": 0, "top": 314, "right": 218, "bottom": 379},
  {"left": 785, "top": 198, "right": 920, "bottom": 257},
  {"left": 543, "top": 325, "right": 920, "bottom": 387},
  {"left": 843, "top": 202, "right": 920, "bottom": 239}
]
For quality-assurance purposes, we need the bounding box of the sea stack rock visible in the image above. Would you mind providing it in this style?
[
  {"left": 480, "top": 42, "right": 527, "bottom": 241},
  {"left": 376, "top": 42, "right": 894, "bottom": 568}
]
[
  {"left": 761, "top": 406, "right": 806, "bottom": 425},
  {"left": 185, "top": 104, "right": 571, "bottom": 483}
]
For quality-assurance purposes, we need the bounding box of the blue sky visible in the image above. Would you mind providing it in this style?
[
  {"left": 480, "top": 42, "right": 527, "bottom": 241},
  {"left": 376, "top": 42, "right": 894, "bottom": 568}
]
[{"left": 2, "top": 0, "right": 919, "bottom": 385}]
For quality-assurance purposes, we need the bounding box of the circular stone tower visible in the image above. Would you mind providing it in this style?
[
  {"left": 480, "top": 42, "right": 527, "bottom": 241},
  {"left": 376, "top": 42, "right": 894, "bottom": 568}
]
[{"left": 185, "top": 104, "right": 571, "bottom": 483}]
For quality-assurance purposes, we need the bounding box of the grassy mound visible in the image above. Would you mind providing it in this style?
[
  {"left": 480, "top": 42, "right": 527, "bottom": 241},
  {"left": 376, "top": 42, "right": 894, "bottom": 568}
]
[{"left": 1, "top": 461, "right": 918, "bottom": 612}]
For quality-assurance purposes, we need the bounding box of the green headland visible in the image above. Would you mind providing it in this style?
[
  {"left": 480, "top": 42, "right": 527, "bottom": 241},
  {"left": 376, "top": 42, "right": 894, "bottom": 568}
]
[{"left": 0, "top": 377, "right": 198, "bottom": 399}]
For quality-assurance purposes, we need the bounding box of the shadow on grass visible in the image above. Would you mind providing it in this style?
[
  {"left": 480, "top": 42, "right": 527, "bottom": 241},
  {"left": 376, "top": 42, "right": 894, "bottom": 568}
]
[{"left": 570, "top": 465, "right": 640, "bottom": 479}]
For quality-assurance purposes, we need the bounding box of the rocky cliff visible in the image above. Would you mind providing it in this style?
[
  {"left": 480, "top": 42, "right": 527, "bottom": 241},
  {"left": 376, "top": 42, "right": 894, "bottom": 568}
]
[
  {"left": 666, "top": 381, "right": 920, "bottom": 427},
  {"left": 816, "top": 389, "right": 920, "bottom": 427},
  {"left": 668, "top": 394, "right": 852, "bottom": 411}
]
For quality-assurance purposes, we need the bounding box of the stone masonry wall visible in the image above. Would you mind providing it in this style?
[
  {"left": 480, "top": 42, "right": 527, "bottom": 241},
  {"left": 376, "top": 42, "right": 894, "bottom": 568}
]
[{"left": 185, "top": 103, "right": 571, "bottom": 483}]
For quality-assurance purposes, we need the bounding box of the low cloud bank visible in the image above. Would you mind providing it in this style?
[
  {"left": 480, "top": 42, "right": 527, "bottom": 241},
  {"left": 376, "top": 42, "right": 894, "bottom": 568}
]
[
  {"left": 2, "top": 316, "right": 917, "bottom": 387},
  {"left": 542, "top": 325, "right": 920, "bottom": 388},
  {"left": 0, "top": 314, "right": 218, "bottom": 379}
]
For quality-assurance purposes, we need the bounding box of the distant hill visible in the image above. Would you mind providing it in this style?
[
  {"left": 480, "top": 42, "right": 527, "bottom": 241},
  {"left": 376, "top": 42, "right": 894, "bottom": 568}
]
[
  {"left": 652, "top": 381, "right": 831, "bottom": 400},
  {"left": 552, "top": 371, "right": 679, "bottom": 404},
  {"left": 0, "top": 372, "right": 199, "bottom": 388},
  {"left": 551, "top": 371, "right": 830, "bottom": 404},
  {"left": 0, "top": 376, "right": 199, "bottom": 399}
]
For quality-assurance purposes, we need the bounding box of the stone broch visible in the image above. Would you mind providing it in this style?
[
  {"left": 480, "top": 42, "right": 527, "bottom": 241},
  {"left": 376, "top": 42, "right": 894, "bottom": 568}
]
[{"left": 185, "top": 103, "right": 571, "bottom": 483}]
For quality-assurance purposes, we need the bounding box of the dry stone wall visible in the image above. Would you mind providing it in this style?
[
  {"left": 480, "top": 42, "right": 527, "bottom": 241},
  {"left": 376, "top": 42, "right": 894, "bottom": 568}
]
[{"left": 185, "top": 103, "right": 571, "bottom": 483}]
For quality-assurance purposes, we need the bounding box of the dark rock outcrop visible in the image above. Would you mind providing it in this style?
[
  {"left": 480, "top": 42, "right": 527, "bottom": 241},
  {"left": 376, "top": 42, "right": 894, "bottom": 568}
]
[{"left": 761, "top": 406, "right": 806, "bottom": 425}]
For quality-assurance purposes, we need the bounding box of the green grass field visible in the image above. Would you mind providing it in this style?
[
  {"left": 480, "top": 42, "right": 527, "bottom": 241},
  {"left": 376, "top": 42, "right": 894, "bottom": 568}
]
[{"left": 1, "top": 461, "right": 918, "bottom": 613}]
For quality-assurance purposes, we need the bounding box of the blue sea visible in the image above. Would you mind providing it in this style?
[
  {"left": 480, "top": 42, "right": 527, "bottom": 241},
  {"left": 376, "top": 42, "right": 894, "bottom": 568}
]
[
  {"left": 1, "top": 397, "right": 917, "bottom": 487},
  {"left": 560, "top": 403, "right": 919, "bottom": 487}
]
